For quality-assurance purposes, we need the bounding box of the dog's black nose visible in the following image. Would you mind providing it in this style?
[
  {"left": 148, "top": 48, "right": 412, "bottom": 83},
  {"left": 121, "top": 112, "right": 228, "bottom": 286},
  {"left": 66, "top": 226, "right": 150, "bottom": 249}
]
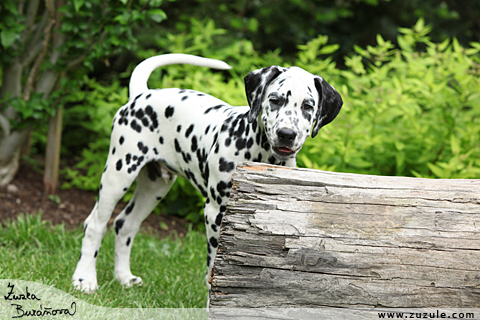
[{"left": 277, "top": 128, "right": 296, "bottom": 143}]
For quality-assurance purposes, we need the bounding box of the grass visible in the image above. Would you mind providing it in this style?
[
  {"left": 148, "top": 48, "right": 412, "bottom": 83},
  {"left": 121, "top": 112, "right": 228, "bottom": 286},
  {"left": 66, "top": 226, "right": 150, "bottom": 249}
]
[{"left": 0, "top": 213, "right": 208, "bottom": 308}]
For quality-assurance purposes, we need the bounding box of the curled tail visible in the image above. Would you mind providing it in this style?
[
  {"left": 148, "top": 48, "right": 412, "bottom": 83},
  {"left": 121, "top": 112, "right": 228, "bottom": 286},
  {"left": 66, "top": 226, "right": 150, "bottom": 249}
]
[{"left": 129, "top": 53, "right": 232, "bottom": 100}]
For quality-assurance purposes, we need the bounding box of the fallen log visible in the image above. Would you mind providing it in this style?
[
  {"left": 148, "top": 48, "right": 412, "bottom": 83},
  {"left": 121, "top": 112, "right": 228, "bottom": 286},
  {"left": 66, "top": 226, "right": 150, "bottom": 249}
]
[{"left": 209, "top": 162, "right": 480, "bottom": 308}]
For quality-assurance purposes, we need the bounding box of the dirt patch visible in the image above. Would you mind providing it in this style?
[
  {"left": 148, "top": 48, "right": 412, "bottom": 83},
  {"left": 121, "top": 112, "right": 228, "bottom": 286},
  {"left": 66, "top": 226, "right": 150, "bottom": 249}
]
[{"left": 0, "top": 162, "right": 189, "bottom": 238}]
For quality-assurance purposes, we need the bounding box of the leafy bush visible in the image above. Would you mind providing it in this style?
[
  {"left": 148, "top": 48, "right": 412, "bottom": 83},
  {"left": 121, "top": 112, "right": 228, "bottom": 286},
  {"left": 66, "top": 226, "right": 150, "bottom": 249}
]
[
  {"left": 298, "top": 19, "right": 480, "bottom": 179},
  {"left": 62, "top": 19, "right": 480, "bottom": 225}
]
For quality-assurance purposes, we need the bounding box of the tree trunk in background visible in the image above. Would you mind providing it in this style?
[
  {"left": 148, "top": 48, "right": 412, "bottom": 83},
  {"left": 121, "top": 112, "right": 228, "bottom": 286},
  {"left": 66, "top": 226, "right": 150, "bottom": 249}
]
[
  {"left": 0, "top": 60, "right": 31, "bottom": 186},
  {"left": 44, "top": 106, "right": 63, "bottom": 194}
]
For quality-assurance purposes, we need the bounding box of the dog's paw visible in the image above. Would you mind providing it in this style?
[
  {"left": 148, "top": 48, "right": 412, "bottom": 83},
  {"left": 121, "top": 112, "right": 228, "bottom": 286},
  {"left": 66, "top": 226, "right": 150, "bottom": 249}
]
[
  {"left": 116, "top": 273, "right": 143, "bottom": 288},
  {"left": 72, "top": 276, "right": 98, "bottom": 293}
]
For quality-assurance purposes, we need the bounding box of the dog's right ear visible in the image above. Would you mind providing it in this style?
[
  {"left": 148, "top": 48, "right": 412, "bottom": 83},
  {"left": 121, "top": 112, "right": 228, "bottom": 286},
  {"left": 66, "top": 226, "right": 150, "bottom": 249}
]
[{"left": 244, "top": 66, "right": 283, "bottom": 123}]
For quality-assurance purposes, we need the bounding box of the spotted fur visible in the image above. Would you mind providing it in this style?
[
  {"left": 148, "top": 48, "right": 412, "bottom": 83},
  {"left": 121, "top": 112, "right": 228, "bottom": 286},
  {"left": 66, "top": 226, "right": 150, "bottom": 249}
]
[{"left": 72, "top": 54, "right": 342, "bottom": 293}]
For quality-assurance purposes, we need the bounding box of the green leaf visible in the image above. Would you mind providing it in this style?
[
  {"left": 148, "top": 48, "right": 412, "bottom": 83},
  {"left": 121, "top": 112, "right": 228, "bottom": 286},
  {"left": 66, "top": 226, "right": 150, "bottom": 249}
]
[
  {"left": 450, "top": 135, "right": 461, "bottom": 155},
  {"left": 318, "top": 44, "right": 340, "bottom": 55},
  {"left": 1, "top": 29, "right": 17, "bottom": 48},
  {"left": 396, "top": 35, "right": 407, "bottom": 50},
  {"left": 73, "top": 0, "right": 85, "bottom": 12},
  {"left": 438, "top": 38, "right": 450, "bottom": 52},
  {"left": 414, "top": 18, "right": 425, "bottom": 32},
  {"left": 376, "top": 34, "right": 385, "bottom": 46},
  {"left": 149, "top": 9, "right": 167, "bottom": 23},
  {"left": 427, "top": 162, "right": 449, "bottom": 178}
]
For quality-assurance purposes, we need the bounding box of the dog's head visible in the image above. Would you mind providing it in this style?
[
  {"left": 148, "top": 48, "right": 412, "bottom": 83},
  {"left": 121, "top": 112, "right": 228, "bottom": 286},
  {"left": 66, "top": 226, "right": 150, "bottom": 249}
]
[{"left": 245, "top": 66, "right": 343, "bottom": 160}]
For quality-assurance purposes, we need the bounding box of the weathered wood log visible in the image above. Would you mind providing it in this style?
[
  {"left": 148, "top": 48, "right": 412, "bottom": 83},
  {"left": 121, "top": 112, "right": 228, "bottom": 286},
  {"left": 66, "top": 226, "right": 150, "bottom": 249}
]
[{"left": 209, "top": 162, "right": 480, "bottom": 308}]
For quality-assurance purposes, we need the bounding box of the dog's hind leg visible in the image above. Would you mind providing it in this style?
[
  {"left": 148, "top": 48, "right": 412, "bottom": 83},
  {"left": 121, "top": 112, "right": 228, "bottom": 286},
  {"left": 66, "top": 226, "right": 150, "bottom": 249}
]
[
  {"left": 72, "top": 159, "right": 138, "bottom": 292},
  {"left": 113, "top": 161, "right": 177, "bottom": 287}
]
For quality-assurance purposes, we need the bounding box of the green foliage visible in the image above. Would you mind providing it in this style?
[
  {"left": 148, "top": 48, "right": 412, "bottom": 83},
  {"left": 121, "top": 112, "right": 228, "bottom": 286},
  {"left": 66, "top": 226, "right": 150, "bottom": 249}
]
[
  {"left": 158, "top": 0, "right": 480, "bottom": 62},
  {"left": 301, "top": 18, "right": 480, "bottom": 179},
  {"left": 0, "top": 0, "right": 171, "bottom": 145},
  {"left": 62, "top": 77, "right": 128, "bottom": 191},
  {"left": 1, "top": 93, "right": 56, "bottom": 129}
]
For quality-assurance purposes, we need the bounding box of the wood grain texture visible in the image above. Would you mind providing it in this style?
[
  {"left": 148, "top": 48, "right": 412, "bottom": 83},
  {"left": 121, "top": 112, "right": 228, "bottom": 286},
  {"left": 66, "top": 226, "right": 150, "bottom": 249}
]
[{"left": 209, "top": 162, "right": 480, "bottom": 308}]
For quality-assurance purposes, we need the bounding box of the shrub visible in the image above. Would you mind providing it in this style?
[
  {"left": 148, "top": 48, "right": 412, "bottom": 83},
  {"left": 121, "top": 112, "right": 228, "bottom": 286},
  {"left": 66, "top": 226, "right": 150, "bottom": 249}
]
[{"left": 298, "top": 19, "right": 480, "bottom": 179}]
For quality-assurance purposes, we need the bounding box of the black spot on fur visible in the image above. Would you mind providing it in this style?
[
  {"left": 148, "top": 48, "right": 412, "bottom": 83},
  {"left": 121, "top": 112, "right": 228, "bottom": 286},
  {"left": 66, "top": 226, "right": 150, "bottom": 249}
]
[
  {"left": 126, "top": 237, "right": 131, "bottom": 246},
  {"left": 126, "top": 153, "right": 131, "bottom": 165},
  {"left": 126, "top": 202, "right": 135, "bottom": 215},
  {"left": 191, "top": 136, "right": 198, "bottom": 152},
  {"left": 247, "top": 137, "right": 254, "bottom": 149},
  {"left": 177, "top": 125, "right": 182, "bottom": 133},
  {"left": 94, "top": 250, "right": 98, "bottom": 258},
  {"left": 145, "top": 105, "right": 153, "bottom": 115},
  {"left": 174, "top": 139, "right": 181, "bottom": 153},
  {"left": 219, "top": 157, "right": 235, "bottom": 173},
  {"left": 159, "top": 136, "right": 164, "bottom": 144},
  {"left": 204, "top": 104, "right": 224, "bottom": 114},
  {"left": 210, "top": 187, "right": 216, "bottom": 200},
  {"left": 115, "top": 219, "right": 124, "bottom": 235},
  {"left": 185, "top": 124, "right": 194, "bottom": 138},
  {"left": 119, "top": 136, "right": 125, "bottom": 145},
  {"left": 112, "top": 147, "right": 116, "bottom": 155},
  {"left": 216, "top": 180, "right": 232, "bottom": 197},
  {"left": 116, "top": 159, "right": 122, "bottom": 171},
  {"left": 210, "top": 237, "right": 218, "bottom": 248},
  {"left": 130, "top": 120, "right": 142, "bottom": 133},
  {"left": 137, "top": 141, "right": 148, "bottom": 154},
  {"left": 235, "top": 138, "right": 246, "bottom": 151},
  {"left": 135, "top": 109, "right": 144, "bottom": 119},
  {"left": 181, "top": 95, "right": 188, "bottom": 101},
  {"left": 165, "top": 106, "right": 174, "bottom": 118},
  {"left": 215, "top": 213, "right": 223, "bottom": 226}
]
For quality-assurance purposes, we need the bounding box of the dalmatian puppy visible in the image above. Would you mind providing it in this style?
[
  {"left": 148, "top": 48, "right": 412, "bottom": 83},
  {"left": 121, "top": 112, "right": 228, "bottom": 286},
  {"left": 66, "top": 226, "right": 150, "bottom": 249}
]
[{"left": 72, "top": 53, "right": 342, "bottom": 292}]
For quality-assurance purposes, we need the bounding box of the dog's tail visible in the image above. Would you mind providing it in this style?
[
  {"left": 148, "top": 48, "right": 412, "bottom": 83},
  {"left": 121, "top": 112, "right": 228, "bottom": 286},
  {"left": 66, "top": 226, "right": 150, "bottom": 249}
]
[{"left": 129, "top": 53, "right": 232, "bottom": 100}]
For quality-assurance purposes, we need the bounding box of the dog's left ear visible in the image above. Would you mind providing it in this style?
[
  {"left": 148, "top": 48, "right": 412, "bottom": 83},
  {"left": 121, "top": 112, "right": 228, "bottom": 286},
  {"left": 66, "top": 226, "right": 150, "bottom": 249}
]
[
  {"left": 311, "top": 76, "right": 343, "bottom": 138},
  {"left": 244, "top": 66, "right": 283, "bottom": 123}
]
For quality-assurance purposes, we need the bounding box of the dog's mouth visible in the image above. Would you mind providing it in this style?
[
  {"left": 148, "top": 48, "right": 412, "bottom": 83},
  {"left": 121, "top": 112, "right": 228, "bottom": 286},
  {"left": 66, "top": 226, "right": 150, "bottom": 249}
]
[{"left": 273, "top": 146, "right": 295, "bottom": 157}]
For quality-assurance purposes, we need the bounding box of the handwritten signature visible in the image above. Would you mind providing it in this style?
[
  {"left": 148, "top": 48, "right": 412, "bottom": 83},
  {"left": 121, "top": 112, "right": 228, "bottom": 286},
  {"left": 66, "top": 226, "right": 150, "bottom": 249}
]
[{"left": 4, "top": 282, "right": 76, "bottom": 318}]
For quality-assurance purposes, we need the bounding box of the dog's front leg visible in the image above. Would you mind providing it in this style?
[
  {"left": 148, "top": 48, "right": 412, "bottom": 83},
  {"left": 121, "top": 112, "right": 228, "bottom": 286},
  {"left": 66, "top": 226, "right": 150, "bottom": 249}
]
[{"left": 203, "top": 200, "right": 228, "bottom": 289}]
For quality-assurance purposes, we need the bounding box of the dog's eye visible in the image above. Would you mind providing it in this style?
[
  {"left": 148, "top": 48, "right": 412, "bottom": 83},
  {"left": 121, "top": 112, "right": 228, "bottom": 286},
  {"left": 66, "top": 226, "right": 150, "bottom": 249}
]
[
  {"left": 270, "top": 98, "right": 281, "bottom": 106},
  {"left": 303, "top": 103, "right": 314, "bottom": 110}
]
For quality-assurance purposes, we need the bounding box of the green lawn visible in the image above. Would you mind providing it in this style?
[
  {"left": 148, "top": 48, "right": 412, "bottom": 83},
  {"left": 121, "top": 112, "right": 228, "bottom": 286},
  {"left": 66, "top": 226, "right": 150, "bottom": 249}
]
[{"left": 0, "top": 214, "right": 208, "bottom": 308}]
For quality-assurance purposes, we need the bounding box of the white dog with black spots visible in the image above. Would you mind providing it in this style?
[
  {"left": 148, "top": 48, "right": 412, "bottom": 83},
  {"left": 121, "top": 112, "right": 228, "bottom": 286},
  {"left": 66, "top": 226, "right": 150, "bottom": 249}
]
[{"left": 72, "top": 54, "right": 343, "bottom": 293}]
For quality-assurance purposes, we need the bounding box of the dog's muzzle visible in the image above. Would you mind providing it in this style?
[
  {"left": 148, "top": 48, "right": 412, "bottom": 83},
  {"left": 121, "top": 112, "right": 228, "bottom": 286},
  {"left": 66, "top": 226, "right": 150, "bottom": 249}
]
[{"left": 274, "top": 127, "right": 297, "bottom": 157}]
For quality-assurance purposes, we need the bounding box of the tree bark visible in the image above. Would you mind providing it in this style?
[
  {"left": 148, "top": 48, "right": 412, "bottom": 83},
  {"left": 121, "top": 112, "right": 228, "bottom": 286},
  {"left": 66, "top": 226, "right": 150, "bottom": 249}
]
[
  {"left": 209, "top": 162, "right": 480, "bottom": 308},
  {"left": 0, "top": 59, "right": 30, "bottom": 186}
]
